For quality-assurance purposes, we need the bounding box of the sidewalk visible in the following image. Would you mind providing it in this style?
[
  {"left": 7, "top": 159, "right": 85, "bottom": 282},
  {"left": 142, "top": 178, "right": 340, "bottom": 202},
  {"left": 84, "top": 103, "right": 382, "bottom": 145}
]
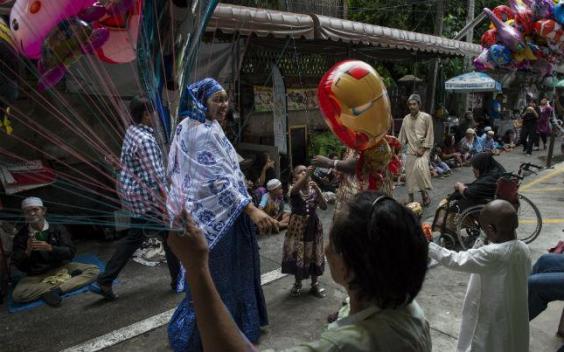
[{"left": 2, "top": 149, "right": 564, "bottom": 352}]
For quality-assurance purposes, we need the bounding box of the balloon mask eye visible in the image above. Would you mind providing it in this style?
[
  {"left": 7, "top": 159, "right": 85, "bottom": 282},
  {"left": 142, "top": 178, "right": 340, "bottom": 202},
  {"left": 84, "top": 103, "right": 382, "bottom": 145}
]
[
  {"left": 30, "top": 1, "right": 42, "bottom": 14},
  {"left": 11, "top": 19, "right": 19, "bottom": 31},
  {"left": 352, "top": 101, "right": 373, "bottom": 116},
  {"left": 351, "top": 93, "right": 385, "bottom": 117}
]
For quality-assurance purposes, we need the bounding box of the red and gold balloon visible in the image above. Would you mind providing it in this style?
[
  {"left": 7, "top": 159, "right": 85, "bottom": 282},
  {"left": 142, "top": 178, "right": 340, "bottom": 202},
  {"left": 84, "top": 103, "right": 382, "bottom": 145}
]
[{"left": 318, "top": 60, "right": 400, "bottom": 190}]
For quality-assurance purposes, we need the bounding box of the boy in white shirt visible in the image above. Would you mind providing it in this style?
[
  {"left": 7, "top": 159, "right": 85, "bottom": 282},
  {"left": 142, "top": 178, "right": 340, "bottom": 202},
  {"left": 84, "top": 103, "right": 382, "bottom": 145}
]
[{"left": 429, "top": 199, "right": 531, "bottom": 352}]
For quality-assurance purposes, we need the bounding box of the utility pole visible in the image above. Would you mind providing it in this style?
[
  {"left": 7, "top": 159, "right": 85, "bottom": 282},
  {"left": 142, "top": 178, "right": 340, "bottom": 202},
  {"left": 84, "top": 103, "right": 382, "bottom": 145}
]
[
  {"left": 464, "top": 0, "right": 475, "bottom": 70},
  {"left": 428, "top": 0, "right": 445, "bottom": 114},
  {"left": 464, "top": 0, "right": 476, "bottom": 115}
]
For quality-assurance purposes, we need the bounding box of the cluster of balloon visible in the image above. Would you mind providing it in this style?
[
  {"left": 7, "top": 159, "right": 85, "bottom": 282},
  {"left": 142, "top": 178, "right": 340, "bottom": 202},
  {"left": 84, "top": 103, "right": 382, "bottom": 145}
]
[
  {"left": 9, "top": 0, "right": 138, "bottom": 90},
  {"left": 318, "top": 60, "right": 401, "bottom": 190},
  {"left": 475, "top": 0, "right": 564, "bottom": 76},
  {"left": 0, "top": 16, "right": 19, "bottom": 134}
]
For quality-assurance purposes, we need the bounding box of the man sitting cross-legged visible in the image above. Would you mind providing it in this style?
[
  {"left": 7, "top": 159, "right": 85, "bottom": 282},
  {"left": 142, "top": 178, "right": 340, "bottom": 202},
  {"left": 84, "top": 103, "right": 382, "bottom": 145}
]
[{"left": 11, "top": 197, "right": 99, "bottom": 307}]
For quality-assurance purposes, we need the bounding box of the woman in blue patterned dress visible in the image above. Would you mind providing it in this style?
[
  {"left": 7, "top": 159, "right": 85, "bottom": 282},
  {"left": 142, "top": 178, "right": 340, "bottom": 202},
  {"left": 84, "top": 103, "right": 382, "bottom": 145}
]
[{"left": 166, "top": 78, "right": 277, "bottom": 351}]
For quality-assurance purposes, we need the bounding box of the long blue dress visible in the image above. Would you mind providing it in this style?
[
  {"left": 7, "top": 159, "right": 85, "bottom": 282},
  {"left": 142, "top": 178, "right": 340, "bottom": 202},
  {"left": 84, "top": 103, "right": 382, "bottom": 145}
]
[
  {"left": 166, "top": 116, "right": 268, "bottom": 351},
  {"left": 168, "top": 213, "right": 267, "bottom": 351}
]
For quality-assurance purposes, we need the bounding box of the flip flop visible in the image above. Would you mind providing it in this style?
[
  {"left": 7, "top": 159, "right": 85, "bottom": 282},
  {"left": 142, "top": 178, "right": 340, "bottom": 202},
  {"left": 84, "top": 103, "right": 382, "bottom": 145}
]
[{"left": 422, "top": 196, "right": 432, "bottom": 207}]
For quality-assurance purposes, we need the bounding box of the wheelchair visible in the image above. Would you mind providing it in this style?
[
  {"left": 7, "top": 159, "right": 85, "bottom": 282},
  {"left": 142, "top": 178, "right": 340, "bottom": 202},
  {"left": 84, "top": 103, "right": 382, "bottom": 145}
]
[{"left": 431, "top": 163, "right": 543, "bottom": 250}]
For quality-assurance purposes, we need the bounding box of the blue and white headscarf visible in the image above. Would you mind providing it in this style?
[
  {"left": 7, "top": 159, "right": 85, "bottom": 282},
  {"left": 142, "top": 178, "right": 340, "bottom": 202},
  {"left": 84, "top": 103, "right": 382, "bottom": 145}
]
[
  {"left": 178, "top": 78, "right": 224, "bottom": 122},
  {"left": 168, "top": 79, "right": 250, "bottom": 249}
]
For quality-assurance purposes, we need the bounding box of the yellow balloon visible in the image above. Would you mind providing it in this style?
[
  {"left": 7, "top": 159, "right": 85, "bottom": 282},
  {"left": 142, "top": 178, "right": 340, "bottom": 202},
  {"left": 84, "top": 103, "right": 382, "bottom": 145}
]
[{"left": 513, "top": 45, "right": 537, "bottom": 62}]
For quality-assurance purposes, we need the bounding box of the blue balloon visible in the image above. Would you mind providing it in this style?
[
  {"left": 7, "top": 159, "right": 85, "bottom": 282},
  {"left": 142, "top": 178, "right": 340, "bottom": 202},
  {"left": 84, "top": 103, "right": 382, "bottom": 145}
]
[
  {"left": 555, "top": 2, "right": 564, "bottom": 26},
  {"left": 488, "top": 44, "right": 513, "bottom": 66}
]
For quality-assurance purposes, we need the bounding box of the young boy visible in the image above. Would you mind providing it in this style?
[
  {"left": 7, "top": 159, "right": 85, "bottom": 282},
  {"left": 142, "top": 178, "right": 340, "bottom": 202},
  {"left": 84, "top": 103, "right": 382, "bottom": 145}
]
[
  {"left": 259, "top": 179, "right": 290, "bottom": 231},
  {"left": 428, "top": 199, "right": 531, "bottom": 352}
]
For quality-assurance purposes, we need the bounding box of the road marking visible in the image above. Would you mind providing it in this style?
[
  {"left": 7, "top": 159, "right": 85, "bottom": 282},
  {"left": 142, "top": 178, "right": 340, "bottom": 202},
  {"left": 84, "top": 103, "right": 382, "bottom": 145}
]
[
  {"left": 520, "top": 165, "right": 564, "bottom": 192},
  {"left": 521, "top": 187, "right": 564, "bottom": 193},
  {"left": 61, "top": 268, "right": 288, "bottom": 352},
  {"left": 260, "top": 268, "right": 288, "bottom": 286},
  {"left": 520, "top": 218, "right": 564, "bottom": 224}
]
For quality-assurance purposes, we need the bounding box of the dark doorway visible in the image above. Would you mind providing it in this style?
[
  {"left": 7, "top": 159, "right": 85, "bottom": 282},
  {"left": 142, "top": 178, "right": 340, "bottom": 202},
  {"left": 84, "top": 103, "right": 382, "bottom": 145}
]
[{"left": 289, "top": 125, "right": 307, "bottom": 169}]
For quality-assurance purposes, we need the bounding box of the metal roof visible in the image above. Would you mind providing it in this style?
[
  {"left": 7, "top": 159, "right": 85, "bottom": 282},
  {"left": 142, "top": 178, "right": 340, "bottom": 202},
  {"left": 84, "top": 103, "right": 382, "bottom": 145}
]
[
  {"left": 313, "top": 14, "right": 481, "bottom": 57},
  {"left": 206, "top": 4, "right": 315, "bottom": 40},
  {"left": 207, "top": 4, "right": 482, "bottom": 58}
]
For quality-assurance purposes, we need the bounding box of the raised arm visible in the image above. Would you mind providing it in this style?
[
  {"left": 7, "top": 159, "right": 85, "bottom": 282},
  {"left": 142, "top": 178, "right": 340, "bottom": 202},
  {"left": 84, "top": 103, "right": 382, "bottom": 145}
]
[
  {"left": 291, "top": 167, "right": 313, "bottom": 195},
  {"left": 311, "top": 155, "right": 357, "bottom": 175},
  {"left": 428, "top": 242, "right": 500, "bottom": 274}
]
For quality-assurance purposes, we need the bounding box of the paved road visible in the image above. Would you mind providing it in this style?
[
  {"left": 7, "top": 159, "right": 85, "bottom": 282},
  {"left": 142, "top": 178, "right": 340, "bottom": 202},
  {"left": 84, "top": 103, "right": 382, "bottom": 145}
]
[{"left": 2, "top": 149, "right": 564, "bottom": 352}]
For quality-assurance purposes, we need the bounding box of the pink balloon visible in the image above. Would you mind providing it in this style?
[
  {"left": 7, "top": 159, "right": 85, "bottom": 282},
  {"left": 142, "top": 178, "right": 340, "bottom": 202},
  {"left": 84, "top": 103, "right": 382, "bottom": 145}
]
[
  {"left": 94, "top": 0, "right": 141, "bottom": 64},
  {"left": 484, "top": 8, "right": 527, "bottom": 52},
  {"left": 9, "top": 0, "right": 97, "bottom": 59},
  {"left": 473, "top": 49, "right": 495, "bottom": 71}
]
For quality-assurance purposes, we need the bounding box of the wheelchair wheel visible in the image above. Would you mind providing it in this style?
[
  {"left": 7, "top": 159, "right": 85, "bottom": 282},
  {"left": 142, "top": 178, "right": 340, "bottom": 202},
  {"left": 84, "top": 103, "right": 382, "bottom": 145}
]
[
  {"left": 455, "top": 205, "right": 485, "bottom": 250},
  {"left": 437, "top": 231, "right": 457, "bottom": 250},
  {"left": 515, "top": 194, "right": 542, "bottom": 244}
]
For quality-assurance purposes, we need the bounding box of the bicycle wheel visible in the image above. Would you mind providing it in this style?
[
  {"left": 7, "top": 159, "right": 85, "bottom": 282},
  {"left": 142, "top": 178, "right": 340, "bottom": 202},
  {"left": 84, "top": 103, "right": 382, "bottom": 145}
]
[
  {"left": 455, "top": 205, "right": 485, "bottom": 250},
  {"left": 516, "top": 194, "right": 542, "bottom": 244}
]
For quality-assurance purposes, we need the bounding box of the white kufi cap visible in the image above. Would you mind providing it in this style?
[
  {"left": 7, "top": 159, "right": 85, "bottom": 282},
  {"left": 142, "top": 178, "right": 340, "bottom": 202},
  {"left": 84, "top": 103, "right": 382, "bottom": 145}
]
[{"left": 21, "top": 197, "right": 44, "bottom": 209}]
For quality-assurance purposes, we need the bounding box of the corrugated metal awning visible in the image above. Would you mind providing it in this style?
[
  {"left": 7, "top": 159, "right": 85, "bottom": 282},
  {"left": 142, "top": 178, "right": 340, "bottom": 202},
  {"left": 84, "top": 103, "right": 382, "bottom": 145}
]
[
  {"left": 206, "top": 4, "right": 315, "bottom": 40},
  {"left": 207, "top": 4, "right": 481, "bottom": 58},
  {"left": 313, "top": 14, "right": 481, "bottom": 57}
]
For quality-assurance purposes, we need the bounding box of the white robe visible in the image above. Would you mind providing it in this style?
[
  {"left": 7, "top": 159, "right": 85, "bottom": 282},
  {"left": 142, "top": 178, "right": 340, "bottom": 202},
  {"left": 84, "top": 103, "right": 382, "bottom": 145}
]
[
  {"left": 398, "top": 112, "right": 434, "bottom": 193},
  {"left": 429, "top": 240, "right": 531, "bottom": 352}
]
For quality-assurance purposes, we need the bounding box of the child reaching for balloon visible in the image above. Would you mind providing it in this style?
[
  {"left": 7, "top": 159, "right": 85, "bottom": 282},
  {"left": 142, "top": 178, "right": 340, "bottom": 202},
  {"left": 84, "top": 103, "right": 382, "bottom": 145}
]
[{"left": 281, "top": 165, "right": 327, "bottom": 298}]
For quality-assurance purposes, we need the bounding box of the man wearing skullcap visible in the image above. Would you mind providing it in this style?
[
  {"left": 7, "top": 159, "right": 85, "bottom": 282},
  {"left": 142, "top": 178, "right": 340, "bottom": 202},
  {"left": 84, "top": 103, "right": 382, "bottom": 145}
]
[
  {"left": 259, "top": 178, "right": 290, "bottom": 230},
  {"left": 399, "top": 94, "right": 434, "bottom": 206},
  {"left": 11, "top": 197, "right": 99, "bottom": 307}
]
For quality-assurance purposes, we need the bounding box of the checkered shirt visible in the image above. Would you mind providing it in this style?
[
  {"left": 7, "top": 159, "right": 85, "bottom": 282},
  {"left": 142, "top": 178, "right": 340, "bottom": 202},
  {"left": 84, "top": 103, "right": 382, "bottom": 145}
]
[{"left": 117, "top": 124, "right": 167, "bottom": 218}]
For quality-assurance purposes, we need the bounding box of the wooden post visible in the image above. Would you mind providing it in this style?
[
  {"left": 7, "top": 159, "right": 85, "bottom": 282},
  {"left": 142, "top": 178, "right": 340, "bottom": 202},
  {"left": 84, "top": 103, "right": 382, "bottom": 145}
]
[{"left": 428, "top": 0, "right": 445, "bottom": 114}]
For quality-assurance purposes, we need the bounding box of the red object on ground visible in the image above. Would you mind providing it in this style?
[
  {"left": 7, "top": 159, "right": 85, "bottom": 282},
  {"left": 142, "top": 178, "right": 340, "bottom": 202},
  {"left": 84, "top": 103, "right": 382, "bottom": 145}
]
[{"left": 422, "top": 223, "right": 433, "bottom": 241}]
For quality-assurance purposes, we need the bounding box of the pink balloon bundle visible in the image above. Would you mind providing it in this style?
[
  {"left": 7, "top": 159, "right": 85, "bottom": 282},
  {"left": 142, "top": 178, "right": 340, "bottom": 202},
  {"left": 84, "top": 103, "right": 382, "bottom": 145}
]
[{"left": 9, "top": 0, "right": 139, "bottom": 90}]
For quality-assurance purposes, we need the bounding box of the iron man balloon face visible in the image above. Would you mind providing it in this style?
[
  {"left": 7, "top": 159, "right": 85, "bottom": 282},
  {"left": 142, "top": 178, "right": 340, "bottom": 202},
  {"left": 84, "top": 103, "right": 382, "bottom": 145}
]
[{"left": 318, "top": 60, "right": 392, "bottom": 152}]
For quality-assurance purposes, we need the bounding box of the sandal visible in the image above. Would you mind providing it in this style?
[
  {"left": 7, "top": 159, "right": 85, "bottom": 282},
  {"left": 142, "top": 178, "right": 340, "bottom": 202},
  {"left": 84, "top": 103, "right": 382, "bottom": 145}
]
[
  {"left": 422, "top": 195, "right": 432, "bottom": 207},
  {"left": 310, "top": 283, "right": 326, "bottom": 298},
  {"left": 290, "top": 282, "right": 302, "bottom": 297}
]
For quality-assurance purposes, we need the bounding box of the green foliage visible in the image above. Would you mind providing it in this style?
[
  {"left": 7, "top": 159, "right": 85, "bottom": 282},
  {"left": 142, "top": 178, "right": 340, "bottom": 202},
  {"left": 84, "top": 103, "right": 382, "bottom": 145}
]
[
  {"left": 347, "top": 0, "right": 506, "bottom": 83},
  {"left": 348, "top": 0, "right": 506, "bottom": 40},
  {"left": 309, "top": 131, "right": 345, "bottom": 157}
]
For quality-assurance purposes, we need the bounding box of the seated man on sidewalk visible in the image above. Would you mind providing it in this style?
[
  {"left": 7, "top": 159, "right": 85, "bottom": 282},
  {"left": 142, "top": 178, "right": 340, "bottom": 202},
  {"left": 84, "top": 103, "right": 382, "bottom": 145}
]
[
  {"left": 429, "top": 199, "right": 531, "bottom": 352},
  {"left": 11, "top": 197, "right": 99, "bottom": 307}
]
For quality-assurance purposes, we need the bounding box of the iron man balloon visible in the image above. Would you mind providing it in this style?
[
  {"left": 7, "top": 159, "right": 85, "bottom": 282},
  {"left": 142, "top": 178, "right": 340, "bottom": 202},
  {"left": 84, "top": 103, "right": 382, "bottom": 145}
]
[{"left": 318, "top": 60, "right": 392, "bottom": 152}]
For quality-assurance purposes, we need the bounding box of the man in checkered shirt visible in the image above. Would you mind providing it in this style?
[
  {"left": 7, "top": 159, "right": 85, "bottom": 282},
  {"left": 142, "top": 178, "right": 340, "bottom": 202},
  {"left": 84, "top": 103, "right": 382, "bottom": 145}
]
[{"left": 90, "top": 96, "right": 180, "bottom": 300}]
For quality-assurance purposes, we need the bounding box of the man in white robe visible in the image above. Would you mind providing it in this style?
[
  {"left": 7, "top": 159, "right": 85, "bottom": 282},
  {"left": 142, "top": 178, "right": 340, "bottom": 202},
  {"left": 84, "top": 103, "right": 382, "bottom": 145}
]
[
  {"left": 429, "top": 200, "right": 531, "bottom": 352},
  {"left": 398, "top": 94, "right": 433, "bottom": 205}
]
